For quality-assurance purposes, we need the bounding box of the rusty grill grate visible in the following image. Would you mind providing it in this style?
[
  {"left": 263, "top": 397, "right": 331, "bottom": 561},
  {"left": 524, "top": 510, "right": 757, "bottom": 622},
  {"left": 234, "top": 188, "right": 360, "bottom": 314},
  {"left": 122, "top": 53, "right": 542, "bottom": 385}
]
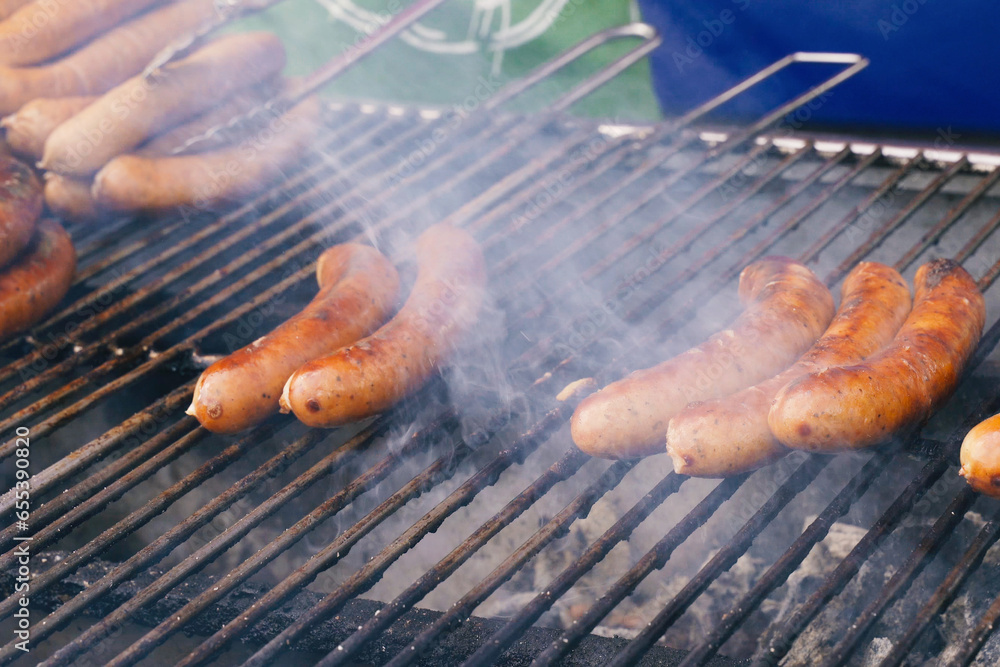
[{"left": 3, "top": 21, "right": 1000, "bottom": 667}]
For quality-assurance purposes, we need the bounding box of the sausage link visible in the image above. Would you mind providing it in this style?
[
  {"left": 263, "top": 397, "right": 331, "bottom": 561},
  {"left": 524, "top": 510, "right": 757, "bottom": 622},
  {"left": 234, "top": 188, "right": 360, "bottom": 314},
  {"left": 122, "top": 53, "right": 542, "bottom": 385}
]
[
  {"left": 0, "top": 0, "right": 225, "bottom": 115},
  {"left": 571, "top": 256, "right": 835, "bottom": 459},
  {"left": 2, "top": 96, "right": 96, "bottom": 160},
  {"left": 188, "top": 243, "right": 400, "bottom": 434},
  {"left": 667, "top": 262, "right": 911, "bottom": 477},
  {"left": 0, "top": 218, "right": 75, "bottom": 341},
  {"left": 0, "top": 155, "right": 42, "bottom": 268},
  {"left": 137, "top": 78, "right": 286, "bottom": 156},
  {"left": 0, "top": 0, "right": 30, "bottom": 20},
  {"left": 0, "top": 0, "right": 163, "bottom": 67},
  {"left": 93, "top": 96, "right": 322, "bottom": 212},
  {"left": 42, "top": 31, "right": 286, "bottom": 176},
  {"left": 770, "top": 259, "right": 985, "bottom": 451},
  {"left": 44, "top": 173, "right": 100, "bottom": 223},
  {"left": 280, "top": 223, "right": 487, "bottom": 428},
  {"left": 960, "top": 414, "right": 1000, "bottom": 497}
]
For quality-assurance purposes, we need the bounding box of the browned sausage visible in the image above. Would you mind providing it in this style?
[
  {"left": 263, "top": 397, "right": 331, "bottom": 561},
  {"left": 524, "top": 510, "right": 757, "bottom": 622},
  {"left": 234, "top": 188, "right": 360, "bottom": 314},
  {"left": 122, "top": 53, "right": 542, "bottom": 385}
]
[
  {"left": 667, "top": 262, "right": 911, "bottom": 477},
  {"left": 0, "top": 0, "right": 230, "bottom": 115},
  {"left": 92, "top": 96, "right": 322, "bottom": 212},
  {"left": 960, "top": 414, "right": 1000, "bottom": 497},
  {"left": 187, "top": 243, "right": 400, "bottom": 434},
  {"left": 0, "top": 155, "right": 42, "bottom": 268},
  {"left": 0, "top": 0, "right": 163, "bottom": 67},
  {"left": 44, "top": 173, "right": 101, "bottom": 223},
  {"left": 770, "top": 259, "right": 985, "bottom": 451},
  {"left": 279, "top": 223, "right": 487, "bottom": 428},
  {"left": 570, "top": 257, "right": 835, "bottom": 460},
  {"left": 0, "top": 218, "right": 75, "bottom": 340},
  {"left": 41, "top": 31, "right": 287, "bottom": 176},
  {"left": 2, "top": 96, "right": 96, "bottom": 160}
]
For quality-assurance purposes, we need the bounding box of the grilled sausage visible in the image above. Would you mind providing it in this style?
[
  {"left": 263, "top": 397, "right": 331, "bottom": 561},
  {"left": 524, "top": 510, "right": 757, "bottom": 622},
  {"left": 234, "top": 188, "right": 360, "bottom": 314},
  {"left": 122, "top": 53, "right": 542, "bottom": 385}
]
[
  {"left": 137, "top": 78, "right": 285, "bottom": 156},
  {"left": 92, "top": 96, "right": 322, "bottom": 212},
  {"left": 770, "top": 259, "right": 985, "bottom": 451},
  {"left": 667, "top": 262, "right": 911, "bottom": 477},
  {"left": 960, "top": 414, "right": 1000, "bottom": 497},
  {"left": 0, "top": 0, "right": 225, "bottom": 115},
  {"left": 42, "top": 32, "right": 286, "bottom": 176},
  {"left": 279, "top": 223, "right": 487, "bottom": 428},
  {"left": 0, "top": 218, "right": 75, "bottom": 341},
  {"left": 188, "top": 243, "right": 400, "bottom": 434},
  {"left": 44, "top": 173, "right": 101, "bottom": 223},
  {"left": 0, "top": 155, "right": 42, "bottom": 269},
  {"left": 570, "top": 257, "right": 835, "bottom": 460},
  {"left": 0, "top": 0, "right": 163, "bottom": 67},
  {"left": 2, "top": 96, "right": 96, "bottom": 160}
]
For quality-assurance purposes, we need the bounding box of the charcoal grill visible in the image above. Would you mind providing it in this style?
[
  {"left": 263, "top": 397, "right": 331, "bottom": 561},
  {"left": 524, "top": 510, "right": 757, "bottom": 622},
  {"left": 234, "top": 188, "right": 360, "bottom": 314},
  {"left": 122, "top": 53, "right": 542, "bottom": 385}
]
[{"left": 4, "top": 14, "right": 1000, "bottom": 667}]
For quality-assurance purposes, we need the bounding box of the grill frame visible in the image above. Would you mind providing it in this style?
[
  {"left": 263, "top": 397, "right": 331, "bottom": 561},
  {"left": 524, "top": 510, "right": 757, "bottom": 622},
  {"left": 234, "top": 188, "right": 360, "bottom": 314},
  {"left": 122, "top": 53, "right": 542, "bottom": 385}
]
[{"left": 1, "top": 20, "right": 1000, "bottom": 667}]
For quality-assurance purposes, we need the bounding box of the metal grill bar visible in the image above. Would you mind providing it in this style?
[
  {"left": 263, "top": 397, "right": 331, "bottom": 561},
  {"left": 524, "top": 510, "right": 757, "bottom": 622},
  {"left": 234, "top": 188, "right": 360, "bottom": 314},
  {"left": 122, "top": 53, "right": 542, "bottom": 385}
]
[
  {"left": 798, "top": 157, "right": 918, "bottom": 265},
  {"left": 749, "top": 456, "right": 952, "bottom": 666},
  {"left": 607, "top": 458, "right": 830, "bottom": 667},
  {"left": 626, "top": 147, "right": 871, "bottom": 323},
  {"left": 385, "top": 460, "right": 638, "bottom": 667},
  {"left": 880, "top": 508, "right": 1000, "bottom": 666},
  {"left": 582, "top": 143, "right": 813, "bottom": 285},
  {"left": 0, "top": 422, "right": 294, "bottom": 663},
  {"left": 526, "top": 151, "right": 915, "bottom": 390},
  {"left": 670, "top": 451, "right": 895, "bottom": 667},
  {"left": 510, "top": 140, "right": 814, "bottom": 369},
  {"left": 820, "top": 487, "right": 978, "bottom": 667},
  {"left": 510, "top": 140, "right": 771, "bottom": 298},
  {"left": 0, "top": 418, "right": 197, "bottom": 552},
  {"left": 41, "top": 410, "right": 464, "bottom": 667},
  {"left": 893, "top": 168, "right": 1000, "bottom": 272},
  {"left": 459, "top": 469, "right": 694, "bottom": 667},
  {"left": 944, "top": 558, "right": 1000, "bottom": 666},
  {"left": 954, "top": 206, "right": 1000, "bottom": 265},
  {"left": 825, "top": 157, "right": 969, "bottom": 285},
  {"left": 236, "top": 402, "right": 576, "bottom": 667},
  {"left": 529, "top": 472, "right": 753, "bottom": 667},
  {"left": 314, "top": 450, "right": 592, "bottom": 667},
  {"left": 183, "top": 447, "right": 591, "bottom": 666},
  {"left": 0, "top": 419, "right": 204, "bottom": 575},
  {"left": 29, "top": 423, "right": 370, "bottom": 666},
  {"left": 521, "top": 146, "right": 877, "bottom": 386}
]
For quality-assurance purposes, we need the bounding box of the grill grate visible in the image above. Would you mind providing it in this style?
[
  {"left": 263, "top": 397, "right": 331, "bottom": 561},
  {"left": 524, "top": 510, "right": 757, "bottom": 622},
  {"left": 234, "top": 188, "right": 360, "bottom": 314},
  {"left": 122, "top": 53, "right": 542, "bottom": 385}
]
[{"left": 2, "top": 24, "right": 1000, "bottom": 667}]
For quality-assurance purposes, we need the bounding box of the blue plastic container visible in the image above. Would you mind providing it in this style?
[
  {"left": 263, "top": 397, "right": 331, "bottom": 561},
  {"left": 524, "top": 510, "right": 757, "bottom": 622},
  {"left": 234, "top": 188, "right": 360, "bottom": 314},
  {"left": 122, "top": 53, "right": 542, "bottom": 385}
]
[{"left": 636, "top": 0, "right": 1000, "bottom": 141}]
